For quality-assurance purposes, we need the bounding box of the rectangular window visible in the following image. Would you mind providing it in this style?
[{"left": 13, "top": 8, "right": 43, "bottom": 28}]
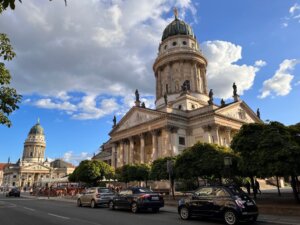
[{"left": 179, "top": 137, "right": 185, "bottom": 146}]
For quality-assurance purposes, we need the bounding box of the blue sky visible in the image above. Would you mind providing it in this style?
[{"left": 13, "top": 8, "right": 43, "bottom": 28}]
[{"left": 0, "top": 0, "right": 299, "bottom": 164}]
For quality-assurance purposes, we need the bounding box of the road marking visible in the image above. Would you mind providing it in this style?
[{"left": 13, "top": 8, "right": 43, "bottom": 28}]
[
  {"left": 48, "top": 213, "right": 70, "bottom": 220},
  {"left": 23, "top": 207, "right": 36, "bottom": 211}
]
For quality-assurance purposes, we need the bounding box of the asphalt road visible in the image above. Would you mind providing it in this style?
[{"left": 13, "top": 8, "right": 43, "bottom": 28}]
[{"left": 0, "top": 195, "right": 276, "bottom": 225}]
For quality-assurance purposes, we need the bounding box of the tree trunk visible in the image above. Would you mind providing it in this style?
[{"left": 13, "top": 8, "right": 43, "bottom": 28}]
[
  {"left": 171, "top": 179, "right": 175, "bottom": 200},
  {"left": 276, "top": 176, "right": 281, "bottom": 196},
  {"left": 250, "top": 176, "right": 257, "bottom": 200},
  {"left": 291, "top": 176, "right": 300, "bottom": 203},
  {"left": 196, "top": 177, "right": 200, "bottom": 187}
]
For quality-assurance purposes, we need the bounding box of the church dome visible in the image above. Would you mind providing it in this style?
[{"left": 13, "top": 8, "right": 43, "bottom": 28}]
[
  {"left": 28, "top": 121, "right": 44, "bottom": 135},
  {"left": 161, "top": 17, "right": 195, "bottom": 41}
]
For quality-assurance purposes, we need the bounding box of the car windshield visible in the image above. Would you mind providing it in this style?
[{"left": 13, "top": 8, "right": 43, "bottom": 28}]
[
  {"left": 132, "top": 188, "right": 153, "bottom": 194},
  {"left": 227, "top": 186, "right": 244, "bottom": 195},
  {"left": 98, "top": 188, "right": 111, "bottom": 193}
]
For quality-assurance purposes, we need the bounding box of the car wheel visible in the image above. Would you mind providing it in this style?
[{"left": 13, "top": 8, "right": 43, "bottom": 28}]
[
  {"left": 224, "top": 210, "right": 238, "bottom": 225},
  {"left": 108, "top": 201, "right": 115, "bottom": 210},
  {"left": 91, "top": 200, "right": 97, "bottom": 208},
  {"left": 179, "top": 206, "right": 190, "bottom": 220},
  {"left": 131, "top": 202, "right": 139, "bottom": 213},
  {"left": 152, "top": 208, "right": 159, "bottom": 213},
  {"left": 77, "top": 199, "right": 82, "bottom": 207},
  {"left": 251, "top": 215, "right": 258, "bottom": 223}
]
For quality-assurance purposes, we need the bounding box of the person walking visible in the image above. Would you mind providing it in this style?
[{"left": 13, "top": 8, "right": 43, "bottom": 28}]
[
  {"left": 245, "top": 181, "right": 251, "bottom": 195},
  {"left": 255, "top": 179, "right": 261, "bottom": 194}
]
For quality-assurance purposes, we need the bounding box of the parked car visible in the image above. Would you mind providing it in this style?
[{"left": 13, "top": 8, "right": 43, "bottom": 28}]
[
  {"left": 108, "top": 187, "right": 164, "bottom": 213},
  {"left": 178, "top": 185, "right": 258, "bottom": 225},
  {"left": 77, "top": 187, "right": 115, "bottom": 208},
  {"left": 6, "top": 188, "right": 20, "bottom": 197}
]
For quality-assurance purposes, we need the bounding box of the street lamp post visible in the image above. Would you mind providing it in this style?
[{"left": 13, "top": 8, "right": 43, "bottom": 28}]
[{"left": 224, "top": 156, "right": 232, "bottom": 184}]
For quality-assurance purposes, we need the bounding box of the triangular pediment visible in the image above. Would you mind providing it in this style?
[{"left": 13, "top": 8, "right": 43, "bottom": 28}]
[
  {"left": 22, "top": 164, "right": 51, "bottom": 172},
  {"left": 216, "top": 101, "right": 261, "bottom": 123},
  {"left": 111, "top": 107, "right": 165, "bottom": 134}
]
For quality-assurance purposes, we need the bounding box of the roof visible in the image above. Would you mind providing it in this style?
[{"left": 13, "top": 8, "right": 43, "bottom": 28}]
[
  {"left": 28, "top": 121, "right": 44, "bottom": 135},
  {"left": 0, "top": 163, "right": 7, "bottom": 170},
  {"left": 162, "top": 18, "right": 195, "bottom": 41}
]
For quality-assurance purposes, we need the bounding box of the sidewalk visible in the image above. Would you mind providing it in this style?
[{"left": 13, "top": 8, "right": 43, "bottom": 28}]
[{"left": 20, "top": 192, "right": 300, "bottom": 225}]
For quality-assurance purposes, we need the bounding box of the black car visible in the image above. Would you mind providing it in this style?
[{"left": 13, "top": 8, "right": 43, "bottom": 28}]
[
  {"left": 108, "top": 187, "right": 164, "bottom": 213},
  {"left": 178, "top": 185, "right": 258, "bottom": 225},
  {"left": 6, "top": 188, "right": 21, "bottom": 197}
]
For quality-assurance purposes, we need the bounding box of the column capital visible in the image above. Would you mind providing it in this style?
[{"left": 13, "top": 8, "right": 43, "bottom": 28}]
[
  {"left": 151, "top": 129, "right": 161, "bottom": 136},
  {"left": 164, "top": 125, "right": 178, "bottom": 133}
]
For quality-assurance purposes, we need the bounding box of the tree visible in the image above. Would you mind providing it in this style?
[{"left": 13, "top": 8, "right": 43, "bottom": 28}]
[
  {"left": 150, "top": 157, "right": 176, "bottom": 199},
  {"left": 0, "top": 5, "right": 22, "bottom": 127},
  {"left": 0, "top": 0, "right": 67, "bottom": 10},
  {"left": 115, "top": 164, "right": 150, "bottom": 187},
  {"left": 68, "top": 160, "right": 114, "bottom": 186},
  {"left": 231, "top": 123, "right": 265, "bottom": 199},
  {"left": 259, "top": 122, "right": 300, "bottom": 202},
  {"left": 175, "top": 142, "right": 236, "bottom": 186}
]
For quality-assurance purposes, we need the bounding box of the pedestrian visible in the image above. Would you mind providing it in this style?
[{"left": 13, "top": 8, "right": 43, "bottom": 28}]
[
  {"left": 245, "top": 181, "right": 251, "bottom": 195},
  {"left": 255, "top": 179, "right": 261, "bottom": 194}
]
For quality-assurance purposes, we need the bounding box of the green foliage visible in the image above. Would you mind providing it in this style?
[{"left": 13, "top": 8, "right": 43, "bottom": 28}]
[
  {"left": 231, "top": 123, "right": 265, "bottom": 177},
  {"left": 115, "top": 164, "right": 150, "bottom": 183},
  {"left": 0, "top": 28, "right": 22, "bottom": 127},
  {"left": 175, "top": 142, "right": 235, "bottom": 180},
  {"left": 68, "top": 160, "right": 114, "bottom": 186},
  {"left": 0, "top": 0, "right": 67, "bottom": 10},
  {"left": 259, "top": 122, "right": 300, "bottom": 177},
  {"left": 150, "top": 157, "right": 175, "bottom": 181}
]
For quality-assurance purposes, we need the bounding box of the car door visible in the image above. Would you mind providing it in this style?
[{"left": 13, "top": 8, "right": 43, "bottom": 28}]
[
  {"left": 193, "top": 187, "right": 215, "bottom": 216},
  {"left": 80, "top": 189, "right": 89, "bottom": 204},
  {"left": 114, "top": 190, "right": 128, "bottom": 208}
]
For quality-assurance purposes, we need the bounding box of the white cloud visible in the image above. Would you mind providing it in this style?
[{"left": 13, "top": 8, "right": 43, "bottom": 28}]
[
  {"left": 289, "top": 3, "right": 300, "bottom": 15},
  {"left": 0, "top": 0, "right": 197, "bottom": 120},
  {"left": 201, "top": 40, "right": 261, "bottom": 99},
  {"left": 34, "top": 98, "right": 77, "bottom": 112},
  {"left": 72, "top": 96, "right": 119, "bottom": 120},
  {"left": 259, "top": 59, "right": 299, "bottom": 98},
  {"left": 63, "top": 151, "right": 92, "bottom": 165},
  {"left": 282, "top": 3, "right": 300, "bottom": 27},
  {"left": 255, "top": 60, "right": 267, "bottom": 67}
]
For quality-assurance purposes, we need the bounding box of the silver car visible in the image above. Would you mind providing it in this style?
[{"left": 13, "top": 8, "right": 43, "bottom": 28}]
[{"left": 77, "top": 187, "right": 115, "bottom": 208}]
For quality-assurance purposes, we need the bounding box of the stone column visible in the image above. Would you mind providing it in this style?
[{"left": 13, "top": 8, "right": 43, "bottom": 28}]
[
  {"left": 140, "top": 134, "right": 145, "bottom": 164},
  {"left": 111, "top": 143, "right": 117, "bottom": 169},
  {"left": 213, "top": 125, "right": 220, "bottom": 145},
  {"left": 119, "top": 141, "right": 124, "bottom": 166},
  {"left": 202, "top": 125, "right": 212, "bottom": 144},
  {"left": 151, "top": 131, "right": 158, "bottom": 161},
  {"left": 129, "top": 137, "right": 134, "bottom": 164},
  {"left": 225, "top": 127, "right": 231, "bottom": 147},
  {"left": 171, "top": 128, "right": 179, "bottom": 156}
]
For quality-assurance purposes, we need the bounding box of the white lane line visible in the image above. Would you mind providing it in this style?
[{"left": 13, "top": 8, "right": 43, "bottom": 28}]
[
  {"left": 23, "top": 206, "right": 36, "bottom": 211},
  {"left": 48, "top": 213, "right": 70, "bottom": 220}
]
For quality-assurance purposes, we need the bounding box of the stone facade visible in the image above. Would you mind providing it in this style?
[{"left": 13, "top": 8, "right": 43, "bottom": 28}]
[
  {"left": 94, "top": 14, "right": 261, "bottom": 168},
  {"left": 3, "top": 121, "right": 75, "bottom": 188}
]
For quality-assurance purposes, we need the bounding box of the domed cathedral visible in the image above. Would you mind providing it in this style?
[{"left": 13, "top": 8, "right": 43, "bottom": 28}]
[
  {"left": 3, "top": 120, "right": 75, "bottom": 188},
  {"left": 22, "top": 119, "right": 46, "bottom": 164},
  {"left": 95, "top": 9, "right": 261, "bottom": 169},
  {"left": 154, "top": 9, "right": 209, "bottom": 110}
]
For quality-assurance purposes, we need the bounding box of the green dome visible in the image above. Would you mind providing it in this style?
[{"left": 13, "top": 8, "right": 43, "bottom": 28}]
[
  {"left": 29, "top": 122, "right": 44, "bottom": 135},
  {"left": 162, "top": 18, "right": 195, "bottom": 41}
]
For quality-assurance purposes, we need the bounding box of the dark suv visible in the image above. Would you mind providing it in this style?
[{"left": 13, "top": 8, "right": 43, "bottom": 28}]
[
  {"left": 178, "top": 185, "right": 258, "bottom": 225},
  {"left": 108, "top": 187, "right": 164, "bottom": 213},
  {"left": 6, "top": 188, "right": 21, "bottom": 197}
]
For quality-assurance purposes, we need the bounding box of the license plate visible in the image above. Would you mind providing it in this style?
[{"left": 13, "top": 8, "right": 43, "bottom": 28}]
[
  {"left": 247, "top": 202, "right": 254, "bottom": 206},
  {"left": 151, "top": 196, "right": 159, "bottom": 200}
]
